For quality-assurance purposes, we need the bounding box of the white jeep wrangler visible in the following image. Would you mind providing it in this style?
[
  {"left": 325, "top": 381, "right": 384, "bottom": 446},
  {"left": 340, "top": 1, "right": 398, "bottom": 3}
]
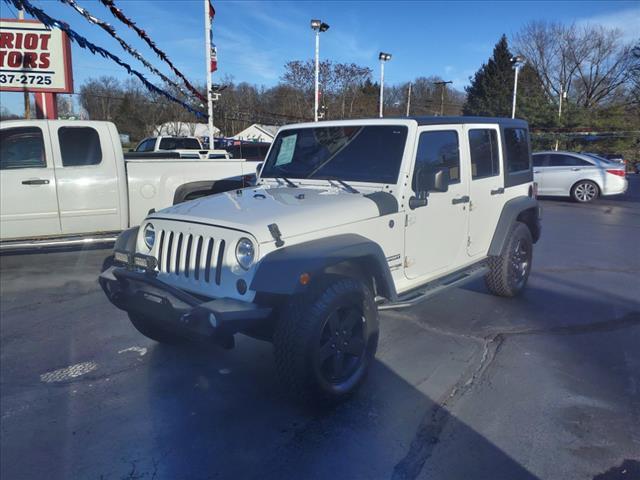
[{"left": 99, "top": 117, "right": 541, "bottom": 403}]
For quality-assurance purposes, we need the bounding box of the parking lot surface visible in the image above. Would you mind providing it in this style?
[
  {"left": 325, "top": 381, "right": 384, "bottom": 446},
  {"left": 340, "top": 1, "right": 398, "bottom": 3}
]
[{"left": 1, "top": 177, "right": 639, "bottom": 480}]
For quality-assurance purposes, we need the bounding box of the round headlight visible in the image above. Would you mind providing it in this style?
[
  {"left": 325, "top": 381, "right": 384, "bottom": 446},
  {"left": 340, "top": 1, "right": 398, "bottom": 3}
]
[
  {"left": 143, "top": 223, "right": 155, "bottom": 249},
  {"left": 235, "top": 238, "right": 255, "bottom": 270}
]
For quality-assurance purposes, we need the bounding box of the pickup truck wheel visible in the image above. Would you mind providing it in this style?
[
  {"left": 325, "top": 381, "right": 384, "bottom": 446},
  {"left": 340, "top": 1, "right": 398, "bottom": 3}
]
[
  {"left": 128, "top": 313, "right": 183, "bottom": 345},
  {"left": 485, "top": 222, "right": 532, "bottom": 297},
  {"left": 273, "top": 277, "right": 379, "bottom": 404}
]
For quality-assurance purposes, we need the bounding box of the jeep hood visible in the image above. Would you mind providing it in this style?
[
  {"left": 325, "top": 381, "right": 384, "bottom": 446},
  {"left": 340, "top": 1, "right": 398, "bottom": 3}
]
[{"left": 151, "top": 185, "right": 392, "bottom": 243}]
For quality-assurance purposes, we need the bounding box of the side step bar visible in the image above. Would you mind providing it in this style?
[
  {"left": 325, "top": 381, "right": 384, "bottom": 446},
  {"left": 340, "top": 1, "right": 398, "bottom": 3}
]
[
  {"left": 0, "top": 232, "right": 119, "bottom": 252},
  {"left": 377, "top": 262, "right": 489, "bottom": 311}
]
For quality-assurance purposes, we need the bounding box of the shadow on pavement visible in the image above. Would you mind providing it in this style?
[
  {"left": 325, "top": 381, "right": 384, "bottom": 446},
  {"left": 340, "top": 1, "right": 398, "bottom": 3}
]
[{"left": 140, "top": 343, "right": 539, "bottom": 480}]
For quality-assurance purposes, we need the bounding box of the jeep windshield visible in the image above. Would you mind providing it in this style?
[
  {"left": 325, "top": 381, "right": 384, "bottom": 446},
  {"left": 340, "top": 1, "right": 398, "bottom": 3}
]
[{"left": 260, "top": 125, "right": 408, "bottom": 184}]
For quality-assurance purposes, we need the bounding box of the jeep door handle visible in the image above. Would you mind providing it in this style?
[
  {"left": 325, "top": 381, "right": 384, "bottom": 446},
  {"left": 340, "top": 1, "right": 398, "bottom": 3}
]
[
  {"left": 490, "top": 187, "right": 505, "bottom": 195},
  {"left": 22, "top": 179, "right": 50, "bottom": 185},
  {"left": 571, "top": 168, "right": 581, "bottom": 171},
  {"left": 451, "top": 195, "right": 470, "bottom": 205},
  {"left": 533, "top": 170, "right": 541, "bottom": 174}
]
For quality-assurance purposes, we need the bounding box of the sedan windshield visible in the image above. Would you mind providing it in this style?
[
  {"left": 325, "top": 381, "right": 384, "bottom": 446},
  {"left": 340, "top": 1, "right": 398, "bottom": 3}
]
[{"left": 260, "top": 125, "right": 408, "bottom": 184}]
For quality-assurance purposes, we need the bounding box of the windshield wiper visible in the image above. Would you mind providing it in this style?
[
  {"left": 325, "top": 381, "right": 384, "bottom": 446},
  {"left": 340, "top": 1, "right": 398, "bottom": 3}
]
[
  {"left": 277, "top": 177, "right": 298, "bottom": 188},
  {"left": 326, "top": 177, "right": 359, "bottom": 194}
]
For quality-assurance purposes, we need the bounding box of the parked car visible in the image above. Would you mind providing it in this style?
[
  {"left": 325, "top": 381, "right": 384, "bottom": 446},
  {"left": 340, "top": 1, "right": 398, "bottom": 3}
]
[
  {"left": 600, "top": 153, "right": 625, "bottom": 164},
  {"left": 0, "top": 120, "right": 258, "bottom": 249},
  {"left": 533, "top": 151, "right": 627, "bottom": 202},
  {"left": 100, "top": 116, "right": 541, "bottom": 403},
  {"left": 225, "top": 141, "right": 271, "bottom": 162},
  {"left": 135, "top": 135, "right": 201, "bottom": 152},
  {"left": 133, "top": 135, "right": 230, "bottom": 160}
]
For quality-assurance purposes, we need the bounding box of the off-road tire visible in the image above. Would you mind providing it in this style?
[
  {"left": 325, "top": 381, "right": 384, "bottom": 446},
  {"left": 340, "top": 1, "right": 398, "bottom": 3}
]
[
  {"left": 485, "top": 221, "right": 533, "bottom": 297},
  {"left": 128, "top": 313, "right": 182, "bottom": 344},
  {"left": 571, "top": 180, "right": 599, "bottom": 203},
  {"left": 273, "top": 277, "right": 379, "bottom": 404}
]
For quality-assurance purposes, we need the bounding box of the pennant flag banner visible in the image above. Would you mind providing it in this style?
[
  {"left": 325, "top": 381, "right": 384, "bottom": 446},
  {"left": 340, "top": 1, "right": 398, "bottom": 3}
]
[
  {"left": 99, "top": 0, "right": 205, "bottom": 102},
  {"left": 5, "top": 0, "right": 207, "bottom": 119},
  {"left": 209, "top": 1, "right": 217, "bottom": 72},
  {"left": 59, "top": 0, "right": 202, "bottom": 105}
]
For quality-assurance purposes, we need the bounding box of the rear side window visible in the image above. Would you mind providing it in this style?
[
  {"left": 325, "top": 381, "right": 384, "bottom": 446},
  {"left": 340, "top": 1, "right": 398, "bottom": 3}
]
[
  {"left": 532, "top": 154, "right": 546, "bottom": 167},
  {"left": 504, "top": 128, "right": 530, "bottom": 173},
  {"left": 159, "top": 138, "right": 201, "bottom": 150},
  {"left": 136, "top": 139, "right": 155, "bottom": 152},
  {"left": 548, "top": 154, "right": 592, "bottom": 167},
  {"left": 59, "top": 127, "right": 102, "bottom": 167},
  {"left": 469, "top": 129, "right": 499, "bottom": 179},
  {"left": 0, "top": 127, "right": 46, "bottom": 170},
  {"left": 413, "top": 130, "right": 460, "bottom": 189}
]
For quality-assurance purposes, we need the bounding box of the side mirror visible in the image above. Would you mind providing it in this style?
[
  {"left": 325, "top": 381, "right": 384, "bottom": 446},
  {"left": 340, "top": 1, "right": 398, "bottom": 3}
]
[
  {"left": 256, "top": 162, "right": 263, "bottom": 176},
  {"left": 429, "top": 168, "right": 449, "bottom": 193},
  {"left": 409, "top": 167, "right": 449, "bottom": 209}
]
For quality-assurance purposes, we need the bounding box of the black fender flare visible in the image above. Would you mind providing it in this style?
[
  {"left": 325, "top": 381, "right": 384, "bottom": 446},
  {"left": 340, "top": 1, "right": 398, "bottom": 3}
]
[
  {"left": 250, "top": 234, "right": 398, "bottom": 301},
  {"left": 488, "top": 196, "right": 541, "bottom": 256},
  {"left": 114, "top": 226, "right": 139, "bottom": 254}
]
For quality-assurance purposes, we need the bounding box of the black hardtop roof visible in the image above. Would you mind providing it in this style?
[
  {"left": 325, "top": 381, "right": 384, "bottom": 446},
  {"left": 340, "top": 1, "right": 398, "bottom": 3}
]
[{"left": 405, "top": 116, "right": 528, "bottom": 128}]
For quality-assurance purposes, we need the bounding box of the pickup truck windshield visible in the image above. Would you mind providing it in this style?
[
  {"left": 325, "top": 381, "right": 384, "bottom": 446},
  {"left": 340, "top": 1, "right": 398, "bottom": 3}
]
[
  {"left": 261, "top": 125, "right": 408, "bottom": 183},
  {"left": 158, "top": 138, "right": 201, "bottom": 150}
]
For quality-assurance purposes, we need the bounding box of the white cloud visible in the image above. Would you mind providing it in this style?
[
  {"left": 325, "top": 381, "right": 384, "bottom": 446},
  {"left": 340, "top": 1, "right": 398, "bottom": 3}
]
[
  {"left": 215, "top": 25, "right": 280, "bottom": 81},
  {"left": 576, "top": 6, "right": 640, "bottom": 42}
]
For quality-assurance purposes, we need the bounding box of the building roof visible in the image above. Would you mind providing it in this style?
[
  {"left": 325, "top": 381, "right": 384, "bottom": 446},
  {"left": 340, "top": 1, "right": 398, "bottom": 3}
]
[{"left": 232, "top": 123, "right": 279, "bottom": 140}]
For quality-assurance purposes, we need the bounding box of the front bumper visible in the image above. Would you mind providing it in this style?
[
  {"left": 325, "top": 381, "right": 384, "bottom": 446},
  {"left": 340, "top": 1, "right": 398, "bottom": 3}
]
[{"left": 99, "top": 266, "right": 272, "bottom": 344}]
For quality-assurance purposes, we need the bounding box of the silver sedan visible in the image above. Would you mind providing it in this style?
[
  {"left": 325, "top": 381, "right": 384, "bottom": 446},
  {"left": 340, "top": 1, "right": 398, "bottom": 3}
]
[{"left": 532, "top": 151, "right": 628, "bottom": 203}]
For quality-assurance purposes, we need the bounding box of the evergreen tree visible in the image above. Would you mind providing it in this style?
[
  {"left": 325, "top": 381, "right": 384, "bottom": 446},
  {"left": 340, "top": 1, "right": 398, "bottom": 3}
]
[
  {"left": 463, "top": 34, "right": 553, "bottom": 126},
  {"left": 463, "top": 35, "right": 513, "bottom": 117}
]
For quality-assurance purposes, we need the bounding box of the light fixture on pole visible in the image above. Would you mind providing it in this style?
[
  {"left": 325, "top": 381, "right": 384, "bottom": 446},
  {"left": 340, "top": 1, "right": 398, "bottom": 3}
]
[
  {"left": 510, "top": 55, "right": 525, "bottom": 119},
  {"left": 433, "top": 80, "right": 452, "bottom": 116},
  {"left": 311, "top": 19, "right": 329, "bottom": 122},
  {"left": 378, "top": 52, "right": 392, "bottom": 118},
  {"left": 555, "top": 88, "right": 567, "bottom": 151}
]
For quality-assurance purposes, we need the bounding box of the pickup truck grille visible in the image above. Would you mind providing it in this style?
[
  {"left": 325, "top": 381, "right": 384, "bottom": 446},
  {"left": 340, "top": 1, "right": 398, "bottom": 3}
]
[{"left": 155, "top": 229, "right": 225, "bottom": 285}]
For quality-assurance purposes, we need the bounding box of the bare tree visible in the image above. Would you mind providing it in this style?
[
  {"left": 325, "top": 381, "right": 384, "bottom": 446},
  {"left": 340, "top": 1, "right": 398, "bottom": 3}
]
[
  {"left": 570, "top": 26, "right": 636, "bottom": 107},
  {"left": 515, "top": 21, "right": 636, "bottom": 109}
]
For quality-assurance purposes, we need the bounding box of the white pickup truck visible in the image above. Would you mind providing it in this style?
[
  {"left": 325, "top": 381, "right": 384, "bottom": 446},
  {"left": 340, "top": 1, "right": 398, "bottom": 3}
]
[{"left": 0, "top": 120, "right": 260, "bottom": 249}]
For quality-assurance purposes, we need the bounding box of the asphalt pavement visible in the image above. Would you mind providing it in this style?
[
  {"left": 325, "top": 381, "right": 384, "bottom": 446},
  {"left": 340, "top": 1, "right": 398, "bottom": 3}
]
[{"left": 1, "top": 177, "right": 639, "bottom": 480}]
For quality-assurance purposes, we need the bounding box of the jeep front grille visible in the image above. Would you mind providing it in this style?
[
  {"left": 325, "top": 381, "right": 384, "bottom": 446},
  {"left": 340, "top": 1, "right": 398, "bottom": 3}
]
[{"left": 155, "top": 229, "right": 226, "bottom": 285}]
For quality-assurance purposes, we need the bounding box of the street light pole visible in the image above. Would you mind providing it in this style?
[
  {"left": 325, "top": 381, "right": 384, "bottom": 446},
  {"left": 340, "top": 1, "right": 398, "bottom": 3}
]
[
  {"left": 510, "top": 55, "right": 525, "bottom": 119},
  {"left": 378, "top": 52, "right": 391, "bottom": 118},
  {"left": 406, "top": 82, "right": 412, "bottom": 117},
  {"left": 555, "top": 88, "right": 567, "bottom": 151},
  {"left": 433, "top": 80, "right": 452, "bottom": 116},
  {"left": 311, "top": 20, "right": 329, "bottom": 122},
  {"left": 314, "top": 30, "right": 319, "bottom": 122}
]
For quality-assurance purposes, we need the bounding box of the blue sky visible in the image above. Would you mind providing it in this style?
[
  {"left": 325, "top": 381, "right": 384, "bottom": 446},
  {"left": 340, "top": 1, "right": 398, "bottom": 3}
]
[{"left": 1, "top": 0, "right": 639, "bottom": 115}]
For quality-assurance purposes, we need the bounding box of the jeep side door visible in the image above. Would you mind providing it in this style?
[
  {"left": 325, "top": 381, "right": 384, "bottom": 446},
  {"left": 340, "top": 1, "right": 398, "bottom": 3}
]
[
  {"left": 465, "top": 125, "right": 504, "bottom": 257},
  {"left": 404, "top": 126, "right": 470, "bottom": 280},
  {"left": 0, "top": 123, "right": 61, "bottom": 240}
]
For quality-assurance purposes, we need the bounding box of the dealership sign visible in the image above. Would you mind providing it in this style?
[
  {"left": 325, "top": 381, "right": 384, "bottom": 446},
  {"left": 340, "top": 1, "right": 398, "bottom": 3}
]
[{"left": 0, "top": 18, "right": 73, "bottom": 93}]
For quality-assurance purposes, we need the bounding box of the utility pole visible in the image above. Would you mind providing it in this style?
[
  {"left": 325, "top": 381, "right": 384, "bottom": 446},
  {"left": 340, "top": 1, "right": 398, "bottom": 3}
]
[
  {"left": 18, "top": 8, "right": 30, "bottom": 119},
  {"left": 406, "top": 82, "right": 412, "bottom": 117},
  {"left": 433, "top": 80, "right": 452, "bottom": 116},
  {"left": 204, "top": 0, "right": 214, "bottom": 148}
]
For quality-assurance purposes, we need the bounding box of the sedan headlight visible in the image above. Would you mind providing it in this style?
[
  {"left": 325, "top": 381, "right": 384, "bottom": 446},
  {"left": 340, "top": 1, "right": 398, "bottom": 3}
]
[
  {"left": 235, "top": 238, "right": 255, "bottom": 270},
  {"left": 143, "top": 223, "right": 155, "bottom": 249}
]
